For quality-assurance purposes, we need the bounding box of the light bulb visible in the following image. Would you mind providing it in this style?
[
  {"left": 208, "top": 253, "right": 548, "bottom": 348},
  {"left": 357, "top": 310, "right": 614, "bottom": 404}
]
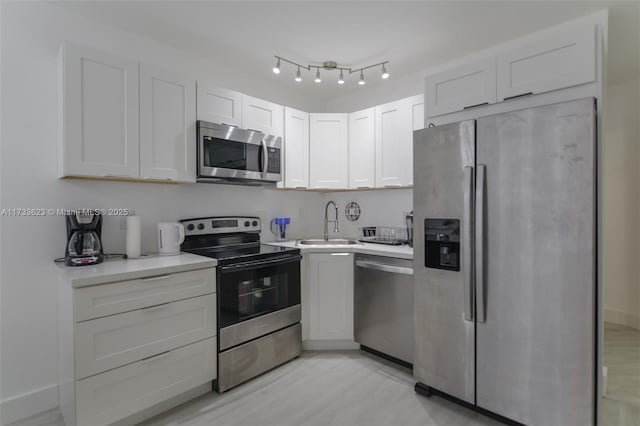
[
  {"left": 338, "top": 70, "right": 345, "bottom": 85},
  {"left": 314, "top": 69, "right": 321, "bottom": 83},
  {"left": 358, "top": 70, "right": 366, "bottom": 85},
  {"left": 295, "top": 67, "right": 302, "bottom": 82},
  {"left": 381, "top": 64, "right": 389, "bottom": 79},
  {"left": 272, "top": 58, "right": 281, "bottom": 74}
]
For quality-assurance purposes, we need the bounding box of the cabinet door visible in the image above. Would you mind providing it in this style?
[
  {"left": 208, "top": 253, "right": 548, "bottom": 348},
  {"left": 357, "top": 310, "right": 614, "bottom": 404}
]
[
  {"left": 308, "top": 253, "right": 354, "bottom": 341},
  {"left": 408, "top": 94, "right": 424, "bottom": 186},
  {"left": 309, "top": 113, "right": 349, "bottom": 189},
  {"left": 60, "top": 42, "right": 139, "bottom": 179},
  {"left": 241, "top": 95, "right": 284, "bottom": 137},
  {"left": 497, "top": 24, "right": 595, "bottom": 101},
  {"left": 425, "top": 58, "right": 497, "bottom": 118},
  {"left": 284, "top": 107, "right": 309, "bottom": 189},
  {"left": 348, "top": 108, "right": 375, "bottom": 189},
  {"left": 196, "top": 83, "right": 242, "bottom": 127},
  {"left": 140, "top": 64, "right": 196, "bottom": 183},
  {"left": 374, "top": 99, "right": 412, "bottom": 188}
]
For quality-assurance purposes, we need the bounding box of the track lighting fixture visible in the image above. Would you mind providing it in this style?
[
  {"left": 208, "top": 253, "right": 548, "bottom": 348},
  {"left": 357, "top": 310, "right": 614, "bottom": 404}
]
[{"left": 271, "top": 56, "right": 389, "bottom": 86}]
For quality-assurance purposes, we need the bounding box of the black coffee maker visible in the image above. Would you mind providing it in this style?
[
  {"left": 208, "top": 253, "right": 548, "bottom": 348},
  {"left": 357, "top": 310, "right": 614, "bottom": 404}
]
[{"left": 65, "top": 212, "right": 104, "bottom": 266}]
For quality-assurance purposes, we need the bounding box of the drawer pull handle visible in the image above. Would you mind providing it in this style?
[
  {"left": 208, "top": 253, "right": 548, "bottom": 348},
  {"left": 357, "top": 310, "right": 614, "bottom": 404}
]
[
  {"left": 503, "top": 92, "right": 533, "bottom": 101},
  {"left": 140, "top": 350, "right": 172, "bottom": 363},
  {"left": 140, "top": 274, "right": 172, "bottom": 282},
  {"left": 331, "top": 253, "right": 350, "bottom": 256},
  {"left": 141, "top": 303, "right": 171, "bottom": 312},
  {"left": 463, "top": 102, "right": 489, "bottom": 110}
]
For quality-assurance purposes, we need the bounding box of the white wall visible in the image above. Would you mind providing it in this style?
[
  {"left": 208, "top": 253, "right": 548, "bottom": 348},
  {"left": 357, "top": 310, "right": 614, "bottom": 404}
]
[
  {"left": 0, "top": 3, "right": 324, "bottom": 423},
  {"left": 602, "top": 76, "right": 640, "bottom": 329},
  {"left": 321, "top": 190, "right": 412, "bottom": 241}
]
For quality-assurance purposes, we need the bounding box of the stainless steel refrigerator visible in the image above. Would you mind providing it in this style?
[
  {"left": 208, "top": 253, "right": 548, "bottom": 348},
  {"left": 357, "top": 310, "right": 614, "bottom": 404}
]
[{"left": 413, "top": 98, "right": 596, "bottom": 426}]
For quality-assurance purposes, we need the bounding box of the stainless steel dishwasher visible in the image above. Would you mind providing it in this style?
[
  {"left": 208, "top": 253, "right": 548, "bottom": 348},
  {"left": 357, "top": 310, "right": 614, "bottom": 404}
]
[{"left": 354, "top": 253, "right": 414, "bottom": 365}]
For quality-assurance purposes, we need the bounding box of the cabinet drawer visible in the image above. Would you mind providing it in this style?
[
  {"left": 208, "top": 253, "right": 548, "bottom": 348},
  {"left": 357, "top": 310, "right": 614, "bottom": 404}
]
[
  {"left": 76, "top": 337, "right": 216, "bottom": 426},
  {"left": 75, "top": 268, "right": 215, "bottom": 321},
  {"left": 75, "top": 294, "right": 216, "bottom": 379}
]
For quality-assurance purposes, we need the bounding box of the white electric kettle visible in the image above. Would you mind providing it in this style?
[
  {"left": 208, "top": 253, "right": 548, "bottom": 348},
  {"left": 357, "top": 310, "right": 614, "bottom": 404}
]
[{"left": 157, "top": 222, "right": 185, "bottom": 256}]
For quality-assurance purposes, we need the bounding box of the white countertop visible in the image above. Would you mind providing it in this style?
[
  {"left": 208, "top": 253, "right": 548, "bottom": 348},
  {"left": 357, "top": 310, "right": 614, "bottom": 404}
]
[
  {"left": 265, "top": 240, "right": 413, "bottom": 260},
  {"left": 56, "top": 253, "right": 217, "bottom": 288}
]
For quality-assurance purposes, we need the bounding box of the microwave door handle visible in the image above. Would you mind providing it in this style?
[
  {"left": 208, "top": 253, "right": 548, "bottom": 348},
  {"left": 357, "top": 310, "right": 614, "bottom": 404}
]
[{"left": 260, "top": 140, "right": 268, "bottom": 177}]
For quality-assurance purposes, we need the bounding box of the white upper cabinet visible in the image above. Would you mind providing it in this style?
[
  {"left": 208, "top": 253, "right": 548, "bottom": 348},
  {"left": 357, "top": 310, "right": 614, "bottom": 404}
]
[
  {"left": 60, "top": 42, "right": 140, "bottom": 179},
  {"left": 425, "top": 58, "right": 497, "bottom": 118},
  {"left": 374, "top": 98, "right": 414, "bottom": 188},
  {"left": 497, "top": 24, "right": 596, "bottom": 101},
  {"left": 139, "top": 65, "right": 196, "bottom": 183},
  {"left": 309, "top": 113, "right": 349, "bottom": 189},
  {"left": 196, "top": 84, "right": 242, "bottom": 127},
  {"left": 242, "top": 95, "right": 284, "bottom": 137},
  {"left": 408, "top": 94, "right": 424, "bottom": 186},
  {"left": 411, "top": 94, "right": 425, "bottom": 131},
  {"left": 284, "top": 107, "right": 310, "bottom": 189},
  {"left": 348, "top": 108, "right": 375, "bottom": 189}
]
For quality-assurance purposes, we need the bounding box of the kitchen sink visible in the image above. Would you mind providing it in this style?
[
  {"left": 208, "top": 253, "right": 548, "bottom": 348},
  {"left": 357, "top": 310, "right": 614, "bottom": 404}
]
[{"left": 297, "top": 238, "right": 361, "bottom": 246}]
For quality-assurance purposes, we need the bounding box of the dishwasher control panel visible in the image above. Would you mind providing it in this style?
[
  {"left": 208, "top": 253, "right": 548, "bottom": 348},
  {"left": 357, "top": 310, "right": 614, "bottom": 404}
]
[{"left": 424, "top": 219, "right": 460, "bottom": 271}]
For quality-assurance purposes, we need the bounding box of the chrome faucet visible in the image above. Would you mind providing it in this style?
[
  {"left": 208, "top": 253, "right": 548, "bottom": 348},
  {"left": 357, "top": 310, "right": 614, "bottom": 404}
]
[{"left": 323, "top": 201, "right": 339, "bottom": 241}]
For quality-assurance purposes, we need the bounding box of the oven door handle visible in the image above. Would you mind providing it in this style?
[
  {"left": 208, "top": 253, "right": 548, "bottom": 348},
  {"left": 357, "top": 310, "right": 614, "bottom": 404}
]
[{"left": 218, "top": 254, "right": 302, "bottom": 273}]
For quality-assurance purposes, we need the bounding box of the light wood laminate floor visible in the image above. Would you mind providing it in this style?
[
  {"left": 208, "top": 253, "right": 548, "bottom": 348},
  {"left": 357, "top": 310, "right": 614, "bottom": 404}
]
[
  {"left": 12, "top": 351, "right": 500, "bottom": 426},
  {"left": 15, "top": 343, "right": 640, "bottom": 426},
  {"left": 602, "top": 322, "right": 640, "bottom": 426}
]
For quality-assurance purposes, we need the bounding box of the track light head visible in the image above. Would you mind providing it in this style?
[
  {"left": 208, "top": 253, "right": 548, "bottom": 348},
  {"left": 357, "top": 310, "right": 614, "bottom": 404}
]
[
  {"left": 381, "top": 64, "right": 389, "bottom": 79},
  {"left": 358, "top": 70, "right": 366, "bottom": 85},
  {"left": 314, "top": 68, "right": 321, "bottom": 83},
  {"left": 273, "top": 58, "right": 281, "bottom": 74},
  {"left": 295, "top": 67, "right": 302, "bottom": 82},
  {"left": 338, "top": 70, "right": 345, "bottom": 85}
]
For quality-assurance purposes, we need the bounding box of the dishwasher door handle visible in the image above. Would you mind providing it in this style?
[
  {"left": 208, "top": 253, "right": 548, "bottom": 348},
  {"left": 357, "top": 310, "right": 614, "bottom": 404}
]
[{"left": 355, "top": 260, "right": 413, "bottom": 276}]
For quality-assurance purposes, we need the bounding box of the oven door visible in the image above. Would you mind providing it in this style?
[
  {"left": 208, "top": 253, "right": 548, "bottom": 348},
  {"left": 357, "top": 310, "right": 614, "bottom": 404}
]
[
  {"left": 217, "top": 254, "right": 301, "bottom": 349},
  {"left": 198, "top": 122, "right": 282, "bottom": 182}
]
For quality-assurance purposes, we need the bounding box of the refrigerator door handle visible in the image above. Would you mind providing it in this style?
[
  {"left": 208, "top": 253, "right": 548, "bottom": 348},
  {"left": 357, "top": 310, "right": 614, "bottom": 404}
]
[
  {"left": 463, "top": 166, "right": 474, "bottom": 322},
  {"left": 476, "top": 164, "right": 486, "bottom": 323}
]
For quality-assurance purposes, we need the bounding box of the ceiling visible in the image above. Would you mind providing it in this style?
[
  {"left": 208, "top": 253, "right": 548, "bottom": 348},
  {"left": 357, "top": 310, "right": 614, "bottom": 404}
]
[{"left": 56, "top": 1, "right": 639, "bottom": 102}]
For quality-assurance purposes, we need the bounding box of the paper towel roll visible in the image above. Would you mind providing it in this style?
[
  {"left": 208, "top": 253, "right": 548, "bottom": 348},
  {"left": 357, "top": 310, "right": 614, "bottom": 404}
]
[{"left": 126, "top": 215, "right": 142, "bottom": 258}]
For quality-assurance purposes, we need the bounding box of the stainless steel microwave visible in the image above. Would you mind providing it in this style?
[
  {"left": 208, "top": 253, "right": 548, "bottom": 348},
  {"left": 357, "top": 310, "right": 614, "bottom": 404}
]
[{"left": 197, "top": 121, "right": 282, "bottom": 184}]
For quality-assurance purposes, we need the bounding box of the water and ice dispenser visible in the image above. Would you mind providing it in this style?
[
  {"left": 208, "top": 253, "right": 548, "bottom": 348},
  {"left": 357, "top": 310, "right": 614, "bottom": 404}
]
[{"left": 424, "top": 219, "right": 460, "bottom": 271}]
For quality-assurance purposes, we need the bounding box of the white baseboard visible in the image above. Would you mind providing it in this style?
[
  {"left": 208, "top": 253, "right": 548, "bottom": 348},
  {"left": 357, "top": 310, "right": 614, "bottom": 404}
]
[
  {"left": 604, "top": 308, "right": 640, "bottom": 330},
  {"left": 1, "top": 384, "right": 58, "bottom": 425},
  {"left": 303, "top": 339, "right": 360, "bottom": 351}
]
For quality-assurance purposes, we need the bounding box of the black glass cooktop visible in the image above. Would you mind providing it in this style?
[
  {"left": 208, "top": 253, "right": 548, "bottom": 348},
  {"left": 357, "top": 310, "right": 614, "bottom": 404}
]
[{"left": 184, "top": 244, "right": 300, "bottom": 266}]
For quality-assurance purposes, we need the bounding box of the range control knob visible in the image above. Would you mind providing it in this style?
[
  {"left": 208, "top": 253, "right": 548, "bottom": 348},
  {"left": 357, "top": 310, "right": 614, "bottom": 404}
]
[
  {"left": 244, "top": 221, "right": 251, "bottom": 227},
  {"left": 186, "top": 224, "right": 195, "bottom": 231},
  {"left": 252, "top": 220, "right": 258, "bottom": 227},
  {"left": 197, "top": 223, "right": 205, "bottom": 230}
]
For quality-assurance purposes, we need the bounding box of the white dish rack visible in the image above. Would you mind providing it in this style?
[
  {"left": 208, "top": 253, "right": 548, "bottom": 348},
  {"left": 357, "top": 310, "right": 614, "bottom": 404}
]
[{"left": 359, "top": 226, "right": 408, "bottom": 245}]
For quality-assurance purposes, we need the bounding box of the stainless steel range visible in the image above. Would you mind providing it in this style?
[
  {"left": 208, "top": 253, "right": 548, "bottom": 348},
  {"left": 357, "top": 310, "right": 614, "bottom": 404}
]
[{"left": 180, "top": 216, "right": 302, "bottom": 393}]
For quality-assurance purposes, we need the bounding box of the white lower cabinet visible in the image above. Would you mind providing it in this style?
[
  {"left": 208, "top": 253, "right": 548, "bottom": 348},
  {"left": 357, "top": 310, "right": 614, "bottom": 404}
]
[
  {"left": 59, "top": 266, "right": 217, "bottom": 426},
  {"left": 307, "top": 253, "right": 354, "bottom": 342},
  {"left": 76, "top": 338, "right": 217, "bottom": 426}
]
